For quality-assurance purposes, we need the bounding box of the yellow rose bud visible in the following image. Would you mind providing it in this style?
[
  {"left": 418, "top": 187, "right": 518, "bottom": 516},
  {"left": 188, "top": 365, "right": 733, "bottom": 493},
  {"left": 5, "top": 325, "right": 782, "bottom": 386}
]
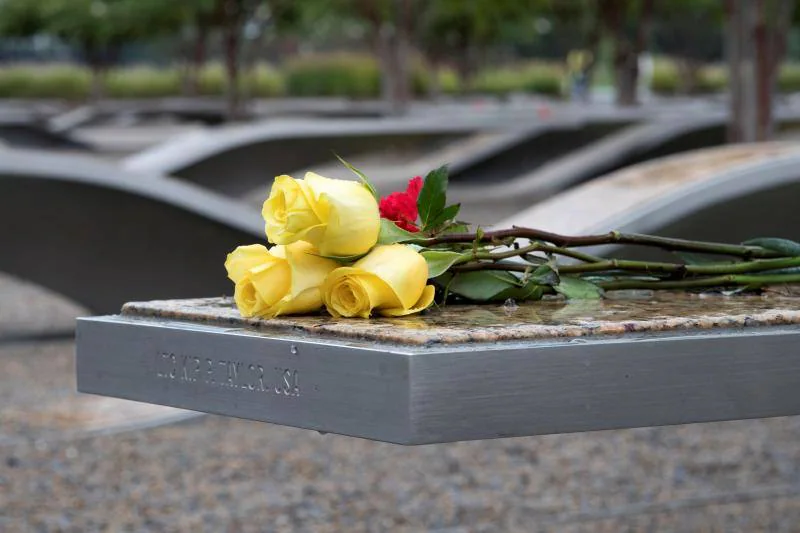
[
  {"left": 262, "top": 172, "right": 380, "bottom": 257},
  {"left": 224, "top": 241, "right": 338, "bottom": 318},
  {"left": 322, "top": 244, "right": 435, "bottom": 318}
]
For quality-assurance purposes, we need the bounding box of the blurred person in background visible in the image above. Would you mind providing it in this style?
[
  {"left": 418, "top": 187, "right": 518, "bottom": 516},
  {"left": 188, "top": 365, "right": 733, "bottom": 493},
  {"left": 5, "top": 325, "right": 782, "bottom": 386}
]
[{"left": 566, "top": 48, "right": 593, "bottom": 103}]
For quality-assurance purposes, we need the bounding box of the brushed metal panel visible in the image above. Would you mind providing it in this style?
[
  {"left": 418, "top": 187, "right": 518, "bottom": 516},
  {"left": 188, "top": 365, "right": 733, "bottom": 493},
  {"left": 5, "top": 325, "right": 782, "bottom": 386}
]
[
  {"left": 409, "top": 330, "right": 800, "bottom": 443},
  {"left": 76, "top": 315, "right": 800, "bottom": 445},
  {"left": 76, "top": 317, "right": 412, "bottom": 443}
]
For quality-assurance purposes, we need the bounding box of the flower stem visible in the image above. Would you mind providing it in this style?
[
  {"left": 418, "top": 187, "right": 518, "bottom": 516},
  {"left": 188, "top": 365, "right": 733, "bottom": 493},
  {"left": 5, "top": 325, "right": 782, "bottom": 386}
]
[
  {"left": 451, "top": 263, "right": 529, "bottom": 274},
  {"left": 421, "top": 227, "right": 783, "bottom": 258},
  {"left": 464, "top": 242, "right": 604, "bottom": 264},
  {"left": 559, "top": 256, "right": 800, "bottom": 276},
  {"left": 597, "top": 273, "right": 800, "bottom": 291},
  {"left": 453, "top": 257, "right": 800, "bottom": 277}
]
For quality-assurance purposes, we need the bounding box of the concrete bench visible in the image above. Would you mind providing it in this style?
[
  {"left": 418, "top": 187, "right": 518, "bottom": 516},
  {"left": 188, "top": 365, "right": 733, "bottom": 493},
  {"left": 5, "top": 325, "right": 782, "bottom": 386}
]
[
  {"left": 120, "top": 117, "right": 521, "bottom": 197},
  {"left": 0, "top": 148, "right": 262, "bottom": 314},
  {"left": 0, "top": 112, "right": 89, "bottom": 150},
  {"left": 266, "top": 118, "right": 636, "bottom": 200},
  {"left": 452, "top": 113, "right": 800, "bottom": 224},
  {"left": 499, "top": 143, "right": 800, "bottom": 256}
]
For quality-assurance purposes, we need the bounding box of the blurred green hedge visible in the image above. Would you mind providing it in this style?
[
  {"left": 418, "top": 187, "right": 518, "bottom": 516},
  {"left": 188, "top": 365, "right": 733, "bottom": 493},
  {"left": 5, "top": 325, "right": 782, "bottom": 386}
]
[
  {"left": 106, "top": 66, "right": 181, "bottom": 98},
  {"left": 284, "top": 53, "right": 380, "bottom": 98},
  {"left": 650, "top": 58, "right": 800, "bottom": 95},
  {"left": 778, "top": 63, "right": 800, "bottom": 93},
  {"left": 196, "top": 63, "right": 284, "bottom": 97},
  {"left": 0, "top": 64, "right": 90, "bottom": 99},
  {"left": 284, "top": 54, "right": 463, "bottom": 98},
  {"left": 0, "top": 58, "right": 566, "bottom": 100},
  {"left": 649, "top": 59, "right": 726, "bottom": 95},
  {"left": 19, "top": 57, "right": 800, "bottom": 101},
  {"left": 469, "top": 63, "right": 563, "bottom": 97}
]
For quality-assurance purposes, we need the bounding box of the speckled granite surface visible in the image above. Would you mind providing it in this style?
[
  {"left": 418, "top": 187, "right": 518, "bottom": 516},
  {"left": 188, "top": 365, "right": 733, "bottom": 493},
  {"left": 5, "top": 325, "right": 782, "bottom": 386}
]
[{"left": 122, "top": 290, "right": 800, "bottom": 346}]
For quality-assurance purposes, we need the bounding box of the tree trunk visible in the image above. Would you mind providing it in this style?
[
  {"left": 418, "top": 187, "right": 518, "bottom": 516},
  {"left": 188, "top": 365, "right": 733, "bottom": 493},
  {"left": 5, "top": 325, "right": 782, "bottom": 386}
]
[
  {"left": 375, "top": 20, "right": 411, "bottom": 114},
  {"left": 583, "top": 16, "right": 603, "bottom": 91},
  {"left": 754, "top": 0, "right": 772, "bottom": 140},
  {"left": 85, "top": 45, "right": 106, "bottom": 103},
  {"left": 188, "top": 24, "right": 208, "bottom": 96},
  {"left": 223, "top": 0, "right": 242, "bottom": 120},
  {"left": 373, "top": 24, "right": 395, "bottom": 106},
  {"left": 604, "top": 0, "right": 653, "bottom": 106},
  {"left": 603, "top": 0, "right": 639, "bottom": 106},
  {"left": 755, "top": 0, "right": 794, "bottom": 139},
  {"left": 614, "top": 45, "right": 638, "bottom": 106},
  {"left": 455, "top": 42, "right": 476, "bottom": 89},
  {"left": 390, "top": 33, "right": 410, "bottom": 113},
  {"left": 676, "top": 58, "right": 701, "bottom": 94},
  {"left": 726, "top": 0, "right": 744, "bottom": 141},
  {"left": 727, "top": 0, "right": 792, "bottom": 142},
  {"left": 89, "top": 66, "right": 105, "bottom": 103},
  {"left": 427, "top": 58, "right": 442, "bottom": 101},
  {"left": 391, "top": 0, "right": 412, "bottom": 114}
]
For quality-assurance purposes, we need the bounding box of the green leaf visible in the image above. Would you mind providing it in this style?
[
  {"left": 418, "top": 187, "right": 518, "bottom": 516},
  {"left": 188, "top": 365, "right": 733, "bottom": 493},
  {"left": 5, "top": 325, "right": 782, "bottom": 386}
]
[
  {"left": 377, "top": 218, "right": 420, "bottom": 244},
  {"left": 494, "top": 283, "right": 546, "bottom": 302},
  {"left": 442, "top": 222, "right": 470, "bottom": 234},
  {"left": 554, "top": 276, "right": 603, "bottom": 300},
  {"left": 530, "top": 264, "right": 560, "bottom": 286},
  {"left": 420, "top": 250, "right": 464, "bottom": 278},
  {"left": 334, "top": 153, "right": 379, "bottom": 201},
  {"left": 446, "top": 270, "right": 520, "bottom": 301},
  {"left": 742, "top": 237, "right": 800, "bottom": 256},
  {"left": 417, "top": 165, "right": 448, "bottom": 228},
  {"left": 312, "top": 252, "right": 366, "bottom": 263},
  {"left": 426, "top": 203, "right": 461, "bottom": 231}
]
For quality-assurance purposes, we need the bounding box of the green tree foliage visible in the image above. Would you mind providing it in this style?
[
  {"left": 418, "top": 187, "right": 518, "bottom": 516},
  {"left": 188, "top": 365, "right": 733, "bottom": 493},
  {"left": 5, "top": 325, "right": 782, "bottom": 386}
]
[
  {"left": 0, "top": 0, "right": 47, "bottom": 37},
  {"left": 418, "top": 0, "right": 536, "bottom": 76}
]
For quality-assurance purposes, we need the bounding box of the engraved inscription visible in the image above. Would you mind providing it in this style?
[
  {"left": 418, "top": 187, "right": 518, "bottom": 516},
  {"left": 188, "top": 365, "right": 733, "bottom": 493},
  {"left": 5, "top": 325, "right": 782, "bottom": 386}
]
[{"left": 155, "top": 352, "right": 300, "bottom": 397}]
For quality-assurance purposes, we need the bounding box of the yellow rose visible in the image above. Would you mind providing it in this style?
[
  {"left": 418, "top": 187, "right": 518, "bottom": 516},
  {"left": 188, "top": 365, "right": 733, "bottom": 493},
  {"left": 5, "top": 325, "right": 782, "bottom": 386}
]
[
  {"left": 262, "top": 172, "right": 380, "bottom": 257},
  {"left": 224, "top": 242, "right": 338, "bottom": 318},
  {"left": 322, "top": 244, "right": 436, "bottom": 318}
]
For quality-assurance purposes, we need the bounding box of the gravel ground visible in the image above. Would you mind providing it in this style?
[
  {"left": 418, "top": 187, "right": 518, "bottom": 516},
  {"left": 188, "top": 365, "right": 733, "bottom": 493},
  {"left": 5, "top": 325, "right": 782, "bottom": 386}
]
[
  {"left": 0, "top": 273, "right": 84, "bottom": 339},
  {"left": 2, "top": 342, "right": 800, "bottom": 533},
  {"left": 2, "top": 276, "right": 800, "bottom": 532}
]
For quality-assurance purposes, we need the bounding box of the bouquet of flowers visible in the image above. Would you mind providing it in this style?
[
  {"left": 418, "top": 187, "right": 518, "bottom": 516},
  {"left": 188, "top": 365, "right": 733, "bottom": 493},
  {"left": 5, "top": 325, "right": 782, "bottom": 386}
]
[{"left": 225, "top": 161, "right": 800, "bottom": 319}]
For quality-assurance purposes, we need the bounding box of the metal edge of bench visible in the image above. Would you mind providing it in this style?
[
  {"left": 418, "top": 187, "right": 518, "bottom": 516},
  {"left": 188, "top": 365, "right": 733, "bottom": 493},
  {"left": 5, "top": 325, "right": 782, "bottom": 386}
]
[{"left": 75, "top": 315, "right": 800, "bottom": 445}]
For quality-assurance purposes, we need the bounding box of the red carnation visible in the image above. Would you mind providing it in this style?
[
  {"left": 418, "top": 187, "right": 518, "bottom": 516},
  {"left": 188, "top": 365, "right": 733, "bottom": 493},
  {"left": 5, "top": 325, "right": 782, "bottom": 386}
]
[{"left": 379, "top": 176, "right": 423, "bottom": 232}]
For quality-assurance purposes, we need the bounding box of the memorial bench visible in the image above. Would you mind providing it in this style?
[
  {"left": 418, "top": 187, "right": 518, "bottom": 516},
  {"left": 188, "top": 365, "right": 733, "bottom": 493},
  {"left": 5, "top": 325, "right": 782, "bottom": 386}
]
[
  {"left": 121, "top": 117, "right": 502, "bottom": 197},
  {"left": 121, "top": 114, "right": 636, "bottom": 198},
  {"left": 451, "top": 114, "right": 800, "bottom": 224},
  {"left": 0, "top": 112, "right": 90, "bottom": 150},
  {"left": 76, "top": 291, "right": 800, "bottom": 445},
  {"left": 0, "top": 148, "right": 262, "bottom": 314},
  {"left": 500, "top": 143, "right": 800, "bottom": 253},
  {"left": 72, "top": 137, "right": 800, "bottom": 444}
]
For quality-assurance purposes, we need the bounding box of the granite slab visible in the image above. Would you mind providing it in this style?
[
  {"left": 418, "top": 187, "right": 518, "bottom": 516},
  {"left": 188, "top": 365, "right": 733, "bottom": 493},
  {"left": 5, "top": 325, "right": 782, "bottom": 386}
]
[{"left": 121, "top": 290, "right": 800, "bottom": 347}]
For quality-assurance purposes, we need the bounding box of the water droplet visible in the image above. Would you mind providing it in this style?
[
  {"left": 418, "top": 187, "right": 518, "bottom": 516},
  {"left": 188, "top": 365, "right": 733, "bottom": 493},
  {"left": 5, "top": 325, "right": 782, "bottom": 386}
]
[
  {"left": 290, "top": 345, "right": 298, "bottom": 355},
  {"left": 65, "top": 446, "right": 78, "bottom": 459}
]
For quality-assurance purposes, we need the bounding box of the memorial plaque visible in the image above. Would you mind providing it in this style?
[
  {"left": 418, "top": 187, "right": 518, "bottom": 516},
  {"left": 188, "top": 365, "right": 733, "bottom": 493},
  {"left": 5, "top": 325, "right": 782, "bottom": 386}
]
[{"left": 76, "top": 293, "right": 800, "bottom": 444}]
